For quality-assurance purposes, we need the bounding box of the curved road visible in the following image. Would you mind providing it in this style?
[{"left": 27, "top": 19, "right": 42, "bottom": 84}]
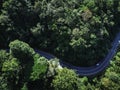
[{"left": 36, "top": 32, "right": 120, "bottom": 76}]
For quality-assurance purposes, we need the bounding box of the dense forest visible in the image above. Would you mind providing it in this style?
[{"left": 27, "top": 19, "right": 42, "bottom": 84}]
[
  {"left": 0, "top": 0, "right": 120, "bottom": 90},
  {"left": 0, "top": 40, "right": 120, "bottom": 90},
  {"left": 0, "top": 0, "right": 120, "bottom": 66}
]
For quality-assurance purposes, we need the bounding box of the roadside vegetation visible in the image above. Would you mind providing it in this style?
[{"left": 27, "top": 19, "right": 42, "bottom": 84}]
[
  {"left": 0, "top": 0, "right": 120, "bottom": 90},
  {"left": 0, "top": 40, "right": 120, "bottom": 90}
]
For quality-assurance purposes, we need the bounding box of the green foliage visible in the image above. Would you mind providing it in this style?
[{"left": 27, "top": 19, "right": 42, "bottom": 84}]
[
  {"left": 21, "top": 83, "right": 28, "bottom": 90},
  {"left": 0, "top": 0, "right": 120, "bottom": 66},
  {"left": 47, "top": 58, "right": 62, "bottom": 77},
  {"left": 9, "top": 40, "right": 35, "bottom": 63},
  {"left": 3, "top": 0, "right": 33, "bottom": 28},
  {"left": 1, "top": 0, "right": 38, "bottom": 47},
  {"left": 0, "top": 76, "right": 8, "bottom": 90},
  {"left": 0, "top": 0, "right": 120, "bottom": 89},
  {"left": 30, "top": 54, "right": 48, "bottom": 81},
  {"left": 2, "top": 58, "right": 19, "bottom": 77},
  {"left": 30, "top": 0, "right": 119, "bottom": 66},
  {"left": 1, "top": 57, "right": 20, "bottom": 90},
  {"left": 0, "top": 13, "right": 14, "bottom": 48},
  {"left": 89, "top": 51, "right": 120, "bottom": 90},
  {"left": 0, "top": 40, "right": 50, "bottom": 90},
  {"left": 0, "top": 50, "right": 9, "bottom": 71},
  {"left": 52, "top": 68, "right": 80, "bottom": 90},
  {"left": 100, "top": 51, "right": 120, "bottom": 90}
]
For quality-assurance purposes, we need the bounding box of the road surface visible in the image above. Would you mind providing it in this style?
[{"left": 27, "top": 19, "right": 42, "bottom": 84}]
[{"left": 36, "top": 32, "right": 120, "bottom": 76}]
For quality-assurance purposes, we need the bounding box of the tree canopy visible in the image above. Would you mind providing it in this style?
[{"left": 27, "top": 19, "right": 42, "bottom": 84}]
[
  {"left": 0, "top": 0, "right": 120, "bottom": 90},
  {"left": 0, "top": 0, "right": 120, "bottom": 66}
]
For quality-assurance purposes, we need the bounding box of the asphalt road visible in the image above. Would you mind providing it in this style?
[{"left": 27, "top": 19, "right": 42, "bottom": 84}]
[{"left": 36, "top": 32, "right": 120, "bottom": 76}]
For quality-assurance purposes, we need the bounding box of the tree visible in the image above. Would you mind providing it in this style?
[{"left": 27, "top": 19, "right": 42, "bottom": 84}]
[
  {"left": 9, "top": 40, "right": 35, "bottom": 63},
  {"left": 2, "top": 57, "right": 20, "bottom": 90},
  {"left": 90, "top": 50, "right": 120, "bottom": 90},
  {"left": 0, "top": 75, "right": 8, "bottom": 90},
  {"left": 0, "top": 0, "right": 119, "bottom": 66},
  {"left": 0, "top": 50, "right": 9, "bottom": 71},
  {"left": 52, "top": 68, "right": 81, "bottom": 90},
  {"left": 47, "top": 58, "right": 62, "bottom": 77},
  {"left": 9, "top": 40, "right": 35, "bottom": 88},
  {"left": 0, "top": 13, "right": 14, "bottom": 48},
  {"left": 30, "top": 54, "right": 48, "bottom": 81},
  {"left": 21, "top": 83, "right": 28, "bottom": 90}
]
